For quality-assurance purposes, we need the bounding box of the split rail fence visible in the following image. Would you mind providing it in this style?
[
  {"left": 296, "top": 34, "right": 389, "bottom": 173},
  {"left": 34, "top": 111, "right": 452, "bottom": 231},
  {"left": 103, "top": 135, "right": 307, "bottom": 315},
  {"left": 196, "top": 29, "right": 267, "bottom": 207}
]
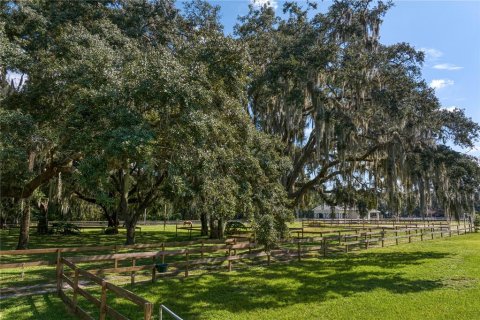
[{"left": 1, "top": 219, "right": 475, "bottom": 319}]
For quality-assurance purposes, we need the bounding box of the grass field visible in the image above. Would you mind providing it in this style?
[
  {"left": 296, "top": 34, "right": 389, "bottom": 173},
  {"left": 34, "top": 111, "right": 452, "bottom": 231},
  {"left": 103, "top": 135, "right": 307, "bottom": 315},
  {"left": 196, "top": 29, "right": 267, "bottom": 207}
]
[
  {"left": 1, "top": 232, "right": 479, "bottom": 320},
  {"left": 0, "top": 225, "right": 202, "bottom": 251}
]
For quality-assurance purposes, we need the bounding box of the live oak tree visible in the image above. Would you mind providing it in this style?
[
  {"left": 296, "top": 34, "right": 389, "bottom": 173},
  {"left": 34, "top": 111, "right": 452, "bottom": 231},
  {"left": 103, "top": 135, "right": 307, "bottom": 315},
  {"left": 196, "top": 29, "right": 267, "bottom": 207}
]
[
  {"left": 236, "top": 0, "right": 480, "bottom": 219},
  {"left": 1, "top": 0, "right": 479, "bottom": 250},
  {"left": 163, "top": 0, "right": 292, "bottom": 239}
]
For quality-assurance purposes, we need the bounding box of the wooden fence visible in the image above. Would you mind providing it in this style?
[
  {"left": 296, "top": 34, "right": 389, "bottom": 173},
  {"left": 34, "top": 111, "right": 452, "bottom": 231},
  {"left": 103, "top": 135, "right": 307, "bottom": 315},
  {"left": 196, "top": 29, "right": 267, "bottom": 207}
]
[
  {"left": 0, "top": 238, "right": 239, "bottom": 295},
  {"left": 1, "top": 221, "right": 474, "bottom": 319},
  {"left": 59, "top": 258, "right": 153, "bottom": 320}
]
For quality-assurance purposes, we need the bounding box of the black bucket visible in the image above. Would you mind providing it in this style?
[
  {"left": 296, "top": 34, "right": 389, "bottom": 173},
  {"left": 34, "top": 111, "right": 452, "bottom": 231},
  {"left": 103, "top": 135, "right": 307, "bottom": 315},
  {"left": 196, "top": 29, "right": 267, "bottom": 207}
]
[{"left": 155, "top": 263, "right": 168, "bottom": 273}]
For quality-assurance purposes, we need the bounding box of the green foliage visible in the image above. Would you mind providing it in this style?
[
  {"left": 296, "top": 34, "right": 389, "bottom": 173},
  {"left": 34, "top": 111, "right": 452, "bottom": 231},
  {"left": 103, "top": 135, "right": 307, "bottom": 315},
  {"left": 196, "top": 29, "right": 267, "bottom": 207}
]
[
  {"left": 49, "top": 222, "right": 80, "bottom": 235},
  {"left": 235, "top": 0, "right": 479, "bottom": 219},
  {"left": 1, "top": 0, "right": 479, "bottom": 246},
  {"left": 225, "top": 221, "right": 248, "bottom": 235},
  {"left": 254, "top": 214, "right": 279, "bottom": 252}
]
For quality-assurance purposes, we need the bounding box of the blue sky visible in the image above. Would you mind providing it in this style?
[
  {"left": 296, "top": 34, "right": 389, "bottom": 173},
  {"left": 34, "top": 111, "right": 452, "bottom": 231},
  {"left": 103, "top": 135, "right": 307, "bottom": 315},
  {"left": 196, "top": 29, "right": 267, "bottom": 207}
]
[{"left": 207, "top": 0, "right": 480, "bottom": 156}]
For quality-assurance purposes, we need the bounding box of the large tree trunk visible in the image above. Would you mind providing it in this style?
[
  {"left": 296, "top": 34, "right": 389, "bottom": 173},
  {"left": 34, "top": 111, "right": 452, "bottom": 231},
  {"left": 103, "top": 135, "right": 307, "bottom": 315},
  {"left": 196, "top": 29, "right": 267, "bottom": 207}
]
[
  {"left": 36, "top": 201, "right": 49, "bottom": 234},
  {"left": 209, "top": 218, "right": 219, "bottom": 239},
  {"left": 419, "top": 176, "right": 426, "bottom": 221},
  {"left": 17, "top": 199, "right": 31, "bottom": 250},
  {"left": 209, "top": 218, "right": 224, "bottom": 239},
  {"left": 125, "top": 217, "right": 137, "bottom": 245},
  {"left": 117, "top": 168, "right": 132, "bottom": 243},
  {"left": 200, "top": 212, "right": 208, "bottom": 236},
  {"left": 217, "top": 217, "right": 224, "bottom": 239},
  {"left": 103, "top": 207, "right": 119, "bottom": 234}
]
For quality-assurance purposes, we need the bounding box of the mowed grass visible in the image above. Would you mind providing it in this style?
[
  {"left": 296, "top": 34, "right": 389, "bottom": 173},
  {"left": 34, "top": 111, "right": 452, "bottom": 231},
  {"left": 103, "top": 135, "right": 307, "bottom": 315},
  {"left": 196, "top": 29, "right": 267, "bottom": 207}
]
[
  {"left": 0, "top": 225, "right": 202, "bottom": 251},
  {"left": 1, "top": 232, "right": 479, "bottom": 320}
]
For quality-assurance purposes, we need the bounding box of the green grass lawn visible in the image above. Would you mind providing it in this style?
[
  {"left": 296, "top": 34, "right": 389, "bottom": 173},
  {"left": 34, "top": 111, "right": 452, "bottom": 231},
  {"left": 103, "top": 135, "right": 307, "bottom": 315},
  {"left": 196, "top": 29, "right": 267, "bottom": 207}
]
[
  {"left": 1, "top": 233, "right": 479, "bottom": 319},
  {"left": 0, "top": 225, "right": 203, "bottom": 251}
]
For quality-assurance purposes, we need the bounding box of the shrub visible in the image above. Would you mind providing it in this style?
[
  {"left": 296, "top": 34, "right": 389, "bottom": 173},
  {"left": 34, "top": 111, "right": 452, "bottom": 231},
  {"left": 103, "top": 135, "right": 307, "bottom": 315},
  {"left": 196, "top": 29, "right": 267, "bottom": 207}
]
[
  {"left": 254, "top": 215, "right": 278, "bottom": 253},
  {"left": 225, "top": 221, "right": 248, "bottom": 235},
  {"left": 49, "top": 222, "right": 80, "bottom": 235}
]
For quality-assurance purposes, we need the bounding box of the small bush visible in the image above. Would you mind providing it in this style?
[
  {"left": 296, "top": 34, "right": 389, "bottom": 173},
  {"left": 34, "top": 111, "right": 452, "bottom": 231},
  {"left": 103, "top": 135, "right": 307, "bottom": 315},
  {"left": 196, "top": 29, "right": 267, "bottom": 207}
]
[
  {"left": 104, "top": 227, "right": 119, "bottom": 235},
  {"left": 225, "top": 221, "right": 247, "bottom": 235},
  {"left": 49, "top": 222, "right": 80, "bottom": 235},
  {"left": 254, "top": 215, "right": 278, "bottom": 253}
]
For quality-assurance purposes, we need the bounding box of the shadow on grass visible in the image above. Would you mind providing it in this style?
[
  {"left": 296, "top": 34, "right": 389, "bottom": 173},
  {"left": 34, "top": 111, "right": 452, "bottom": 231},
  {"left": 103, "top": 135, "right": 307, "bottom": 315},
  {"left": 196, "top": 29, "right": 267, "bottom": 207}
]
[
  {"left": 0, "top": 226, "right": 203, "bottom": 252},
  {"left": 125, "top": 251, "right": 450, "bottom": 319},
  {"left": 0, "top": 293, "right": 76, "bottom": 320},
  {"left": 0, "top": 250, "right": 450, "bottom": 319}
]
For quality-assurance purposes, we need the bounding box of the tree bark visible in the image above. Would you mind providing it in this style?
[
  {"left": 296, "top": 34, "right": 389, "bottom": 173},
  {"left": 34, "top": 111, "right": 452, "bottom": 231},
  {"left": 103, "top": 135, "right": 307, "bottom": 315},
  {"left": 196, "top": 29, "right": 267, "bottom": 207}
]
[
  {"left": 36, "top": 201, "right": 49, "bottom": 234},
  {"left": 1, "top": 155, "right": 80, "bottom": 199},
  {"left": 209, "top": 218, "right": 219, "bottom": 239},
  {"left": 419, "top": 176, "right": 426, "bottom": 221},
  {"left": 125, "top": 217, "right": 137, "bottom": 245},
  {"left": 200, "top": 212, "right": 209, "bottom": 236},
  {"left": 17, "top": 199, "right": 31, "bottom": 250},
  {"left": 217, "top": 217, "right": 224, "bottom": 239}
]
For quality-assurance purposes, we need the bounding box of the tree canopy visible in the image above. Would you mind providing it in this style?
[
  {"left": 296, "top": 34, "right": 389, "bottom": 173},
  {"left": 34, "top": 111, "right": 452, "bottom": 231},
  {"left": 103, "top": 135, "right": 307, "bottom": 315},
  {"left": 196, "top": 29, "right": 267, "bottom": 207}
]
[{"left": 1, "top": 0, "right": 478, "bottom": 248}]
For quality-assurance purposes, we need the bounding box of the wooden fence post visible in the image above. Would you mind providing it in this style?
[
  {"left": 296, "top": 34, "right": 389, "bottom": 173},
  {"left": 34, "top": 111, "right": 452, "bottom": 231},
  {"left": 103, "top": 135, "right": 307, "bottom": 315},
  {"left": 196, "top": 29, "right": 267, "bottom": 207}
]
[
  {"left": 72, "top": 268, "right": 79, "bottom": 311},
  {"left": 144, "top": 302, "right": 153, "bottom": 320},
  {"left": 56, "top": 249, "right": 63, "bottom": 293},
  {"left": 395, "top": 231, "right": 399, "bottom": 245},
  {"left": 161, "top": 243, "right": 165, "bottom": 264},
  {"left": 200, "top": 240, "right": 204, "bottom": 258},
  {"left": 114, "top": 245, "right": 118, "bottom": 269},
  {"left": 131, "top": 258, "right": 136, "bottom": 285},
  {"left": 297, "top": 240, "right": 301, "bottom": 262},
  {"left": 99, "top": 280, "right": 107, "bottom": 320},
  {"left": 323, "top": 238, "right": 327, "bottom": 257},
  {"left": 228, "top": 246, "right": 232, "bottom": 272},
  {"left": 152, "top": 257, "right": 156, "bottom": 283},
  {"left": 185, "top": 249, "right": 189, "bottom": 277},
  {"left": 21, "top": 263, "right": 25, "bottom": 280}
]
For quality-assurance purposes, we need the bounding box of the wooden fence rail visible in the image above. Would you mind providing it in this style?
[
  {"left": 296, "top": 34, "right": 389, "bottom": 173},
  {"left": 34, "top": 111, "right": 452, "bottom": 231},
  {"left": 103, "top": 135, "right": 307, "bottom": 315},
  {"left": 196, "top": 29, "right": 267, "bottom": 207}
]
[
  {"left": 59, "top": 257, "right": 153, "bottom": 320},
  {"left": 2, "top": 221, "right": 473, "bottom": 319}
]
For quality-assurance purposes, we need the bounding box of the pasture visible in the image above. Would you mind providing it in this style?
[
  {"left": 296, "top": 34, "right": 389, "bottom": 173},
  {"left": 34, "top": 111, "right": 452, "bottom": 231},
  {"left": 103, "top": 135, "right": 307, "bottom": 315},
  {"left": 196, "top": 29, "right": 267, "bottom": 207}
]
[{"left": 1, "top": 228, "right": 478, "bottom": 320}]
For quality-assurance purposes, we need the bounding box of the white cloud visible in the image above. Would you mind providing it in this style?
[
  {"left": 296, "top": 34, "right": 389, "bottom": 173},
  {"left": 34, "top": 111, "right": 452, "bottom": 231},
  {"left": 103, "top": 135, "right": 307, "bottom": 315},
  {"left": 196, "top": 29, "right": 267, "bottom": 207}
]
[
  {"left": 429, "top": 79, "right": 454, "bottom": 90},
  {"left": 441, "top": 106, "right": 458, "bottom": 112},
  {"left": 420, "top": 48, "right": 443, "bottom": 61},
  {"left": 250, "top": 0, "right": 278, "bottom": 9},
  {"left": 433, "top": 63, "right": 463, "bottom": 71}
]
